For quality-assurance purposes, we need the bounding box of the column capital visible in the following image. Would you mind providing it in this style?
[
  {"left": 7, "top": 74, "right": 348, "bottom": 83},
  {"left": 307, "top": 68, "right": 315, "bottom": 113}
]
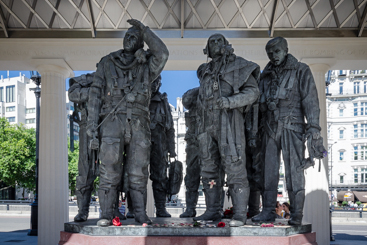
[
  {"left": 299, "top": 57, "right": 336, "bottom": 71},
  {"left": 33, "top": 59, "right": 74, "bottom": 78}
]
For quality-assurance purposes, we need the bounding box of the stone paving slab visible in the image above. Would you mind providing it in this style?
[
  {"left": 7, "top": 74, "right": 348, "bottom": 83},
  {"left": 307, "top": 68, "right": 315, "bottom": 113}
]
[{"left": 65, "top": 218, "right": 312, "bottom": 237}]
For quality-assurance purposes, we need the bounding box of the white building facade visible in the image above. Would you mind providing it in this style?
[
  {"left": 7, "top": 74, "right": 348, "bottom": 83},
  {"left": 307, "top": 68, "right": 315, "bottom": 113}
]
[
  {"left": 0, "top": 74, "right": 78, "bottom": 139},
  {"left": 0, "top": 74, "right": 78, "bottom": 199},
  {"left": 171, "top": 97, "right": 206, "bottom": 205},
  {"left": 326, "top": 70, "right": 367, "bottom": 193}
]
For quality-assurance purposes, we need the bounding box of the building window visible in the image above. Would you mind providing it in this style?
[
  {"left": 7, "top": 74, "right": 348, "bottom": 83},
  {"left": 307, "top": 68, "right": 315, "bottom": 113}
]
[
  {"left": 339, "top": 83, "right": 343, "bottom": 94},
  {"left": 70, "top": 106, "right": 74, "bottom": 111},
  {"left": 26, "top": 118, "right": 35, "bottom": 124},
  {"left": 340, "top": 176, "right": 344, "bottom": 184},
  {"left": 354, "top": 103, "right": 358, "bottom": 116},
  {"left": 6, "top": 85, "right": 15, "bottom": 103},
  {"left": 354, "top": 146, "right": 358, "bottom": 160},
  {"left": 6, "top": 106, "right": 15, "bottom": 112},
  {"left": 364, "top": 82, "right": 367, "bottom": 93},
  {"left": 362, "top": 102, "right": 365, "bottom": 115},
  {"left": 339, "top": 109, "right": 343, "bottom": 116},
  {"left": 361, "top": 146, "right": 367, "bottom": 160},
  {"left": 339, "top": 130, "right": 344, "bottom": 139},
  {"left": 354, "top": 169, "right": 359, "bottom": 183},
  {"left": 354, "top": 125, "right": 358, "bottom": 138},
  {"left": 0, "top": 87, "right": 3, "bottom": 102},
  {"left": 361, "top": 124, "right": 367, "bottom": 137},
  {"left": 26, "top": 108, "right": 35, "bottom": 114},
  {"left": 361, "top": 102, "right": 367, "bottom": 115},
  {"left": 353, "top": 82, "right": 359, "bottom": 94},
  {"left": 361, "top": 169, "right": 367, "bottom": 183},
  {"left": 354, "top": 82, "right": 360, "bottom": 94},
  {"left": 339, "top": 152, "right": 344, "bottom": 161},
  {"left": 6, "top": 117, "right": 15, "bottom": 122}
]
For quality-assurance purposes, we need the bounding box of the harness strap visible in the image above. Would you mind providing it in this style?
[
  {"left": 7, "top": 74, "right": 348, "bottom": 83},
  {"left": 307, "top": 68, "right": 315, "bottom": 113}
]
[
  {"left": 233, "top": 63, "right": 240, "bottom": 94},
  {"left": 234, "top": 113, "right": 242, "bottom": 159},
  {"left": 110, "top": 61, "right": 119, "bottom": 87}
]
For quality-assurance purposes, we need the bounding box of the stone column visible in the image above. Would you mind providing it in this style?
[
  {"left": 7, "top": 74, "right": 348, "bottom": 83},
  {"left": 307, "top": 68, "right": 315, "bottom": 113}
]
[
  {"left": 37, "top": 64, "right": 73, "bottom": 245},
  {"left": 303, "top": 62, "right": 331, "bottom": 245},
  {"left": 147, "top": 178, "right": 154, "bottom": 217}
]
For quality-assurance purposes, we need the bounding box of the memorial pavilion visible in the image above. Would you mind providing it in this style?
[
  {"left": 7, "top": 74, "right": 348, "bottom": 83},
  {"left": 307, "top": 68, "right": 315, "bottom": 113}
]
[{"left": 1, "top": 1, "right": 367, "bottom": 244}]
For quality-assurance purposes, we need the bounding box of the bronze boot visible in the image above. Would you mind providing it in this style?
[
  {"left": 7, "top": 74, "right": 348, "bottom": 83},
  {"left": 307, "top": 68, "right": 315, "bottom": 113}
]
[
  {"left": 125, "top": 191, "right": 135, "bottom": 218},
  {"left": 74, "top": 189, "right": 91, "bottom": 222},
  {"left": 288, "top": 190, "right": 305, "bottom": 225},
  {"left": 248, "top": 190, "right": 261, "bottom": 218},
  {"left": 153, "top": 189, "right": 171, "bottom": 217},
  {"left": 193, "top": 187, "right": 222, "bottom": 221},
  {"left": 97, "top": 190, "right": 116, "bottom": 227},
  {"left": 130, "top": 189, "right": 152, "bottom": 224},
  {"left": 251, "top": 190, "right": 277, "bottom": 223},
  {"left": 113, "top": 192, "right": 126, "bottom": 220},
  {"left": 180, "top": 191, "right": 198, "bottom": 218},
  {"left": 229, "top": 186, "right": 250, "bottom": 227}
]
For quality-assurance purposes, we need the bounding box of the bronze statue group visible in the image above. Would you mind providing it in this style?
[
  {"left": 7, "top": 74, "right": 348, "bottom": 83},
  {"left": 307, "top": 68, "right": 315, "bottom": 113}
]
[{"left": 68, "top": 19, "right": 325, "bottom": 228}]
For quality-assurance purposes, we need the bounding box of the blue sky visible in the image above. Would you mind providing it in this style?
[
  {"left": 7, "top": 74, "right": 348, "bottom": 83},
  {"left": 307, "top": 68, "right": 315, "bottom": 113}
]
[{"left": 0, "top": 70, "right": 199, "bottom": 107}]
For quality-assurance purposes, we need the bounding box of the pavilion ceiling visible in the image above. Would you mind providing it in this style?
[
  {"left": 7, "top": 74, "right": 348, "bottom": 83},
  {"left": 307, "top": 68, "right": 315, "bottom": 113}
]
[{"left": 0, "top": 0, "right": 366, "bottom": 38}]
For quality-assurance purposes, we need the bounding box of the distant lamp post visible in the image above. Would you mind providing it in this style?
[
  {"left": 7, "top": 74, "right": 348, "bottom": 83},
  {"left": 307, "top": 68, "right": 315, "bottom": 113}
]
[
  {"left": 329, "top": 141, "right": 337, "bottom": 242},
  {"left": 28, "top": 74, "right": 41, "bottom": 236},
  {"left": 326, "top": 70, "right": 332, "bottom": 96},
  {"left": 329, "top": 141, "right": 337, "bottom": 191},
  {"left": 69, "top": 113, "right": 74, "bottom": 152}
]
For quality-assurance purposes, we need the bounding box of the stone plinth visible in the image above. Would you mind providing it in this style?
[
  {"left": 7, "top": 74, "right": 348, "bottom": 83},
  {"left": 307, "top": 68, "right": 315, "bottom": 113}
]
[{"left": 59, "top": 218, "right": 317, "bottom": 245}]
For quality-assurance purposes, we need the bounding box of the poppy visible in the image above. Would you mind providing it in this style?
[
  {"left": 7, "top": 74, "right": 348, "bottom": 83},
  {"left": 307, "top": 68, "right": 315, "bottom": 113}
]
[
  {"left": 217, "top": 222, "right": 226, "bottom": 227},
  {"left": 112, "top": 216, "right": 122, "bottom": 226}
]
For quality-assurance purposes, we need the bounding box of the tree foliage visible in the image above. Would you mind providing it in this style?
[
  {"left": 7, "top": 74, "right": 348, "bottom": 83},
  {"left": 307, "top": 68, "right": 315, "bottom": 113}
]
[
  {"left": 67, "top": 139, "right": 99, "bottom": 196},
  {"left": 0, "top": 118, "right": 36, "bottom": 191},
  {"left": 0, "top": 118, "right": 97, "bottom": 196},
  {"left": 68, "top": 140, "right": 79, "bottom": 195}
]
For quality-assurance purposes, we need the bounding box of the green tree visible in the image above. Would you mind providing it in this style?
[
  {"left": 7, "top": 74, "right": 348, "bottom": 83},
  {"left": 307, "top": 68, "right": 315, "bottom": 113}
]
[
  {"left": 0, "top": 118, "right": 36, "bottom": 192},
  {"left": 67, "top": 139, "right": 99, "bottom": 196},
  {"left": 68, "top": 139, "right": 79, "bottom": 195}
]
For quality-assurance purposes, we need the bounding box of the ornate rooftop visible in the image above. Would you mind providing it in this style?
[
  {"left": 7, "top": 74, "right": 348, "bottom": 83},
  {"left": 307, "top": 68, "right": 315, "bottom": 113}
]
[{"left": 0, "top": 0, "right": 366, "bottom": 39}]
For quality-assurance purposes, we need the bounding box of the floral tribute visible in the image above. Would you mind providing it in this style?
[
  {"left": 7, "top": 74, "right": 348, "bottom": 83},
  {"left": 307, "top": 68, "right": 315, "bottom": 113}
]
[
  {"left": 217, "top": 222, "right": 226, "bottom": 227},
  {"left": 260, "top": 223, "right": 274, "bottom": 227},
  {"left": 112, "top": 217, "right": 122, "bottom": 226},
  {"left": 223, "top": 207, "right": 233, "bottom": 219},
  {"left": 193, "top": 221, "right": 201, "bottom": 227}
]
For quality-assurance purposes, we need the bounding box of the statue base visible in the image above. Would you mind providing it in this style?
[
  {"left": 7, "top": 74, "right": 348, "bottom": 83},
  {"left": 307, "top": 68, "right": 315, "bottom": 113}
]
[{"left": 59, "top": 218, "right": 317, "bottom": 245}]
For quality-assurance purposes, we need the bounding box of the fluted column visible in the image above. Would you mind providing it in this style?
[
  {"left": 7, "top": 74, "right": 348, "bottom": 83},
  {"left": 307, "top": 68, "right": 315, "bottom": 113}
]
[
  {"left": 147, "top": 178, "right": 154, "bottom": 217},
  {"left": 37, "top": 64, "right": 72, "bottom": 245},
  {"left": 303, "top": 62, "right": 331, "bottom": 245}
]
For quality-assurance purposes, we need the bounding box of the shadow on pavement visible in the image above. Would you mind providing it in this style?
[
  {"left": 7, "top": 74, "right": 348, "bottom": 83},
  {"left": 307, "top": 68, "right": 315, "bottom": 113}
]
[
  {"left": 0, "top": 230, "right": 38, "bottom": 245},
  {"left": 333, "top": 233, "right": 367, "bottom": 241}
]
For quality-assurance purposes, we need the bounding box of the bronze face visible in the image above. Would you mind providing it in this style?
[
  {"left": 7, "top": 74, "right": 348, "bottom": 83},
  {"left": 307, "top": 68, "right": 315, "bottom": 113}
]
[
  {"left": 266, "top": 44, "right": 287, "bottom": 66},
  {"left": 208, "top": 34, "right": 225, "bottom": 59},
  {"left": 123, "top": 30, "right": 141, "bottom": 53}
]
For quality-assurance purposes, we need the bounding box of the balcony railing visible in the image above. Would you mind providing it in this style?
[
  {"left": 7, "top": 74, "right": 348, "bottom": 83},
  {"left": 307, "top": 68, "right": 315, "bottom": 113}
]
[{"left": 331, "top": 180, "right": 360, "bottom": 185}]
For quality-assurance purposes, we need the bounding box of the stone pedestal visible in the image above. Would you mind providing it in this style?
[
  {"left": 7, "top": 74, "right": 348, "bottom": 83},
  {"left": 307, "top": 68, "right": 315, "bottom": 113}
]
[{"left": 59, "top": 218, "right": 316, "bottom": 245}]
